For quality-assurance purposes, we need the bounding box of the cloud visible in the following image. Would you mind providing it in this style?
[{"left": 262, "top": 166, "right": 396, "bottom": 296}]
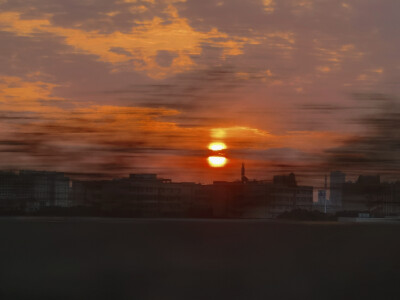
[
  {"left": 0, "top": 101, "right": 196, "bottom": 176},
  {"left": 262, "top": 0, "right": 275, "bottom": 13},
  {"left": 0, "top": 76, "right": 63, "bottom": 113},
  {"left": 316, "top": 66, "right": 331, "bottom": 73},
  {"left": 0, "top": 0, "right": 399, "bottom": 182},
  {"left": 324, "top": 93, "right": 400, "bottom": 174},
  {"left": 314, "top": 42, "right": 364, "bottom": 71},
  {"left": 0, "top": 74, "right": 350, "bottom": 180},
  {"left": 0, "top": 6, "right": 258, "bottom": 78}
]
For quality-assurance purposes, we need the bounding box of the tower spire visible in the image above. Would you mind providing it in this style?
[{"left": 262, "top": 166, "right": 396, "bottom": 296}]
[{"left": 241, "top": 163, "right": 248, "bottom": 183}]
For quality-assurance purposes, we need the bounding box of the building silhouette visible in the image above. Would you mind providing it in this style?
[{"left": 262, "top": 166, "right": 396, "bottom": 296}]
[
  {"left": 0, "top": 171, "right": 30, "bottom": 211},
  {"left": 211, "top": 172, "right": 313, "bottom": 218},
  {"left": 330, "top": 171, "right": 346, "bottom": 207},
  {"left": 0, "top": 170, "right": 70, "bottom": 212},
  {"left": 71, "top": 174, "right": 210, "bottom": 217},
  {"left": 1, "top": 167, "right": 399, "bottom": 218},
  {"left": 316, "top": 175, "right": 329, "bottom": 212},
  {"left": 342, "top": 175, "right": 400, "bottom": 216}
]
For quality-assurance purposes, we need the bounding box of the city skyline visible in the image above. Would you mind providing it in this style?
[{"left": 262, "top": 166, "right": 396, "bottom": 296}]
[
  {"left": 0, "top": 0, "right": 399, "bottom": 185},
  {"left": 1, "top": 167, "right": 399, "bottom": 218}
]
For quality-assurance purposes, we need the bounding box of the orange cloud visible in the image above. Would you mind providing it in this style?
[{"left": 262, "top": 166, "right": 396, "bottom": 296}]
[
  {"left": 0, "top": 76, "right": 63, "bottom": 113},
  {"left": 263, "top": 0, "right": 275, "bottom": 13},
  {"left": 0, "top": 6, "right": 258, "bottom": 78},
  {"left": 314, "top": 42, "right": 364, "bottom": 69},
  {"left": 316, "top": 66, "right": 331, "bottom": 73},
  {"left": 209, "top": 126, "right": 347, "bottom": 153}
]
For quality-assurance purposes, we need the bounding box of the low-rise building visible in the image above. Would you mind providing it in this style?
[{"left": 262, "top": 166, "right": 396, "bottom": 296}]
[
  {"left": 210, "top": 172, "right": 313, "bottom": 218},
  {"left": 342, "top": 175, "right": 400, "bottom": 216},
  {"left": 0, "top": 170, "right": 71, "bottom": 212},
  {"left": 71, "top": 174, "right": 212, "bottom": 217}
]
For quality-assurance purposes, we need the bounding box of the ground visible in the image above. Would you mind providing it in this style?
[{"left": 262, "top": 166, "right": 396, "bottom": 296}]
[{"left": 0, "top": 218, "right": 399, "bottom": 299}]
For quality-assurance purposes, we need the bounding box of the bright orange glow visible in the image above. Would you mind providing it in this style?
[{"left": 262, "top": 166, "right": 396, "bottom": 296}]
[
  {"left": 208, "top": 142, "right": 227, "bottom": 151},
  {"left": 208, "top": 156, "right": 227, "bottom": 167}
]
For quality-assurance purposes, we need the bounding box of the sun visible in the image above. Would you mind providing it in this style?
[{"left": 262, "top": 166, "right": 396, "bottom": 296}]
[
  {"left": 208, "top": 142, "right": 226, "bottom": 151},
  {"left": 207, "top": 142, "right": 227, "bottom": 167},
  {"left": 208, "top": 156, "right": 227, "bottom": 167}
]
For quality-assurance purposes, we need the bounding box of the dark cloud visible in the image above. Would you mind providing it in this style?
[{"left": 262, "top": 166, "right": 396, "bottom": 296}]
[
  {"left": 155, "top": 50, "right": 178, "bottom": 68},
  {"left": 324, "top": 93, "right": 400, "bottom": 174},
  {"left": 0, "top": 0, "right": 159, "bottom": 33},
  {"left": 101, "top": 64, "right": 257, "bottom": 127}
]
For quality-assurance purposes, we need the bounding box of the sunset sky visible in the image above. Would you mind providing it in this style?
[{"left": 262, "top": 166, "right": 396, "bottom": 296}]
[{"left": 0, "top": 0, "right": 399, "bottom": 186}]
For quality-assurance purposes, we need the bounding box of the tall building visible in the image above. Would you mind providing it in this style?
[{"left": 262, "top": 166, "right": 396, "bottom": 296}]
[
  {"left": 318, "top": 190, "right": 327, "bottom": 204},
  {"left": 330, "top": 171, "right": 345, "bottom": 207},
  {"left": 317, "top": 175, "right": 328, "bottom": 206}
]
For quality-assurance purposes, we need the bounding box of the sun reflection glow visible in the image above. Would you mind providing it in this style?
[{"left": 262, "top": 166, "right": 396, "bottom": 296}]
[
  {"left": 208, "top": 156, "right": 227, "bottom": 167},
  {"left": 208, "top": 142, "right": 227, "bottom": 151}
]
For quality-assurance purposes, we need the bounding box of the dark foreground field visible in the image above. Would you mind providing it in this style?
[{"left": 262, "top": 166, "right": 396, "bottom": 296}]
[{"left": 0, "top": 218, "right": 399, "bottom": 300}]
